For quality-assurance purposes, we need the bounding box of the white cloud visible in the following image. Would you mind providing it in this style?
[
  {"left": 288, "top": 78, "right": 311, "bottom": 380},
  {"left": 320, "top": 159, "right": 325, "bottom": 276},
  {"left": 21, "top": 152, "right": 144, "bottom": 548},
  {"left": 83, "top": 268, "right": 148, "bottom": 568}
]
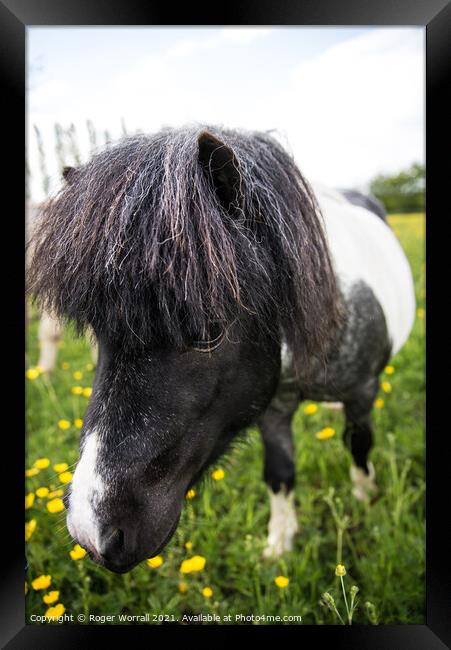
[
  {"left": 27, "top": 28, "right": 423, "bottom": 201},
  {"left": 219, "top": 27, "right": 272, "bottom": 43},
  {"left": 162, "top": 28, "right": 271, "bottom": 60},
  {"left": 282, "top": 28, "right": 424, "bottom": 187}
]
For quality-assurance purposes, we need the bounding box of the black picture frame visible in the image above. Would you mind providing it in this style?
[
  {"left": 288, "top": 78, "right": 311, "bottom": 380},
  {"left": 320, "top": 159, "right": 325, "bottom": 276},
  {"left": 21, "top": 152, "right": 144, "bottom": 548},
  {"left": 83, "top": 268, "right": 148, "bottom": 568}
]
[{"left": 2, "top": 0, "right": 450, "bottom": 646}]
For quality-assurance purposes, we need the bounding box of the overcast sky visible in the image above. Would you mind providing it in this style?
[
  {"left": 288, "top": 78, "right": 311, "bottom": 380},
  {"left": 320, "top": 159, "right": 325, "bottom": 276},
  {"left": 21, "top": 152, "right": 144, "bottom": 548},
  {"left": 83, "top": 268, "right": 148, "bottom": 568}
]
[{"left": 27, "top": 27, "right": 424, "bottom": 202}]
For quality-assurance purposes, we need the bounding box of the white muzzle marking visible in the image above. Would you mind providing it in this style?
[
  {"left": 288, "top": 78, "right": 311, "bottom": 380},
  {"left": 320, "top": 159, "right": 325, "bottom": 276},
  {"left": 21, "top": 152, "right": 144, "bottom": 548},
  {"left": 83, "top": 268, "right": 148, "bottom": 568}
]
[{"left": 66, "top": 430, "right": 105, "bottom": 553}]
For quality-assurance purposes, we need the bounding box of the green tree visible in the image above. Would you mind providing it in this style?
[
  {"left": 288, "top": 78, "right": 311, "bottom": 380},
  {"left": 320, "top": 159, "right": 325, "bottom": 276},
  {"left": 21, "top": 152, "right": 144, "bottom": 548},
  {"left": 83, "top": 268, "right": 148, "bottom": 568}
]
[{"left": 369, "top": 163, "right": 425, "bottom": 214}]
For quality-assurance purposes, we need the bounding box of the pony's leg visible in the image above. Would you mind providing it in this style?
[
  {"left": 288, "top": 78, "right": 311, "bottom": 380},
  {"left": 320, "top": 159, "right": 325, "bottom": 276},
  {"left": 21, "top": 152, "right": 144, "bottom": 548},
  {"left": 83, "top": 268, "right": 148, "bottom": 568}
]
[
  {"left": 90, "top": 342, "right": 98, "bottom": 365},
  {"left": 322, "top": 401, "right": 343, "bottom": 411},
  {"left": 38, "top": 311, "right": 63, "bottom": 372},
  {"left": 86, "top": 327, "right": 98, "bottom": 366},
  {"left": 343, "top": 378, "right": 379, "bottom": 502},
  {"left": 258, "top": 384, "right": 299, "bottom": 558}
]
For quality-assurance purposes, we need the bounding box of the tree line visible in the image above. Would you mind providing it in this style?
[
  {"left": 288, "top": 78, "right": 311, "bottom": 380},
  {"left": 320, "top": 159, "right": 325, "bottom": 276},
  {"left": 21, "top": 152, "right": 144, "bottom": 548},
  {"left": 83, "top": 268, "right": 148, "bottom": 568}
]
[{"left": 369, "top": 163, "right": 425, "bottom": 214}]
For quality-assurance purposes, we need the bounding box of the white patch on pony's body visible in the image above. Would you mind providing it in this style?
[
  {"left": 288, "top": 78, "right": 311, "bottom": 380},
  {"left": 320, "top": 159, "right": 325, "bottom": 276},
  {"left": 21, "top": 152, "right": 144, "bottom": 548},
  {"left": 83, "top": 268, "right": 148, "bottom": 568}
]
[
  {"left": 66, "top": 431, "right": 105, "bottom": 554},
  {"left": 263, "top": 488, "right": 299, "bottom": 558},
  {"left": 312, "top": 183, "right": 416, "bottom": 357},
  {"left": 350, "top": 461, "right": 378, "bottom": 502}
]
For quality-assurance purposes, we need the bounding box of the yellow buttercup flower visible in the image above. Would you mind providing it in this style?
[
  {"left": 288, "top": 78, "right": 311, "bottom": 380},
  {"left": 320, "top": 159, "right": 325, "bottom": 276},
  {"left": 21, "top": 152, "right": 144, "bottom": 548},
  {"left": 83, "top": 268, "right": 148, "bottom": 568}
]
[
  {"left": 185, "top": 489, "right": 196, "bottom": 500},
  {"left": 48, "top": 489, "right": 64, "bottom": 498},
  {"left": 25, "top": 519, "right": 37, "bottom": 541},
  {"left": 374, "top": 398, "right": 385, "bottom": 409},
  {"left": 384, "top": 365, "right": 395, "bottom": 375},
  {"left": 25, "top": 492, "right": 35, "bottom": 509},
  {"left": 47, "top": 498, "right": 65, "bottom": 513},
  {"left": 32, "top": 575, "right": 52, "bottom": 590},
  {"left": 335, "top": 564, "right": 346, "bottom": 577},
  {"left": 146, "top": 555, "right": 164, "bottom": 568},
  {"left": 417, "top": 308, "right": 425, "bottom": 319},
  {"left": 53, "top": 463, "right": 68, "bottom": 473},
  {"left": 180, "top": 555, "right": 206, "bottom": 574},
  {"left": 25, "top": 467, "right": 40, "bottom": 477},
  {"left": 315, "top": 427, "right": 336, "bottom": 440},
  {"left": 202, "top": 586, "right": 213, "bottom": 598},
  {"left": 211, "top": 468, "right": 225, "bottom": 481},
  {"left": 36, "top": 487, "right": 49, "bottom": 498},
  {"left": 26, "top": 367, "right": 40, "bottom": 380},
  {"left": 61, "top": 362, "right": 70, "bottom": 370},
  {"left": 58, "top": 420, "right": 71, "bottom": 430},
  {"left": 303, "top": 403, "right": 318, "bottom": 415},
  {"left": 69, "top": 544, "right": 87, "bottom": 560},
  {"left": 34, "top": 458, "right": 50, "bottom": 469},
  {"left": 74, "top": 418, "right": 83, "bottom": 429},
  {"left": 185, "top": 541, "right": 193, "bottom": 550},
  {"left": 275, "top": 575, "right": 289, "bottom": 588},
  {"left": 59, "top": 471, "right": 73, "bottom": 484},
  {"left": 73, "top": 371, "right": 83, "bottom": 380},
  {"left": 82, "top": 387, "right": 92, "bottom": 398},
  {"left": 71, "top": 386, "right": 83, "bottom": 395},
  {"left": 45, "top": 603, "right": 65, "bottom": 620},
  {"left": 43, "top": 590, "right": 59, "bottom": 604},
  {"left": 178, "top": 581, "right": 188, "bottom": 594},
  {"left": 381, "top": 381, "right": 392, "bottom": 393}
]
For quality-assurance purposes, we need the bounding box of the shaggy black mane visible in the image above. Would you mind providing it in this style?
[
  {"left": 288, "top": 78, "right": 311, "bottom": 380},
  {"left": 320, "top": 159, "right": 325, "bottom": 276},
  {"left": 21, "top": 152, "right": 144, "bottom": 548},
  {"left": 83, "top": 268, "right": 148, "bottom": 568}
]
[{"left": 28, "top": 124, "right": 342, "bottom": 369}]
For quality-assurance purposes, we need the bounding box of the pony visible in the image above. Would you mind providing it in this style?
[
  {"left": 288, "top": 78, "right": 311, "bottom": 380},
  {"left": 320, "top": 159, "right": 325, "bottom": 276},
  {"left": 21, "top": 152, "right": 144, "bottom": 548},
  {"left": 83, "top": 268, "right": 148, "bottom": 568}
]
[{"left": 27, "top": 125, "right": 415, "bottom": 573}]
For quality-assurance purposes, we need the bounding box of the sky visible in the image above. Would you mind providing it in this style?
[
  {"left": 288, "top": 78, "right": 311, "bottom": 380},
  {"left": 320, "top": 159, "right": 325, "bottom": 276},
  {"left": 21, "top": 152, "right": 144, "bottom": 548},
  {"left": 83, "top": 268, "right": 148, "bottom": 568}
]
[{"left": 27, "top": 27, "right": 424, "bottom": 202}]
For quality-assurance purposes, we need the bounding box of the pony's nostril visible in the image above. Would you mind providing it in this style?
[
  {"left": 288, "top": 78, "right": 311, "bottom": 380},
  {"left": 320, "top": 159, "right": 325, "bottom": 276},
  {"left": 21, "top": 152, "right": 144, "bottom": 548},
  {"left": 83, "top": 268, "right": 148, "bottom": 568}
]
[
  {"left": 98, "top": 526, "right": 125, "bottom": 559},
  {"left": 115, "top": 528, "right": 124, "bottom": 550}
]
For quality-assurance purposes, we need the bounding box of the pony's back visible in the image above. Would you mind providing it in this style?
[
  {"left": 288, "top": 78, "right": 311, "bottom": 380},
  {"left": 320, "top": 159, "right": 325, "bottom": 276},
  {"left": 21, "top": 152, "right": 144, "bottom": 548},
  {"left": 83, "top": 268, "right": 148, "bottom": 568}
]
[
  {"left": 312, "top": 184, "right": 416, "bottom": 356},
  {"left": 340, "top": 188, "right": 387, "bottom": 222}
]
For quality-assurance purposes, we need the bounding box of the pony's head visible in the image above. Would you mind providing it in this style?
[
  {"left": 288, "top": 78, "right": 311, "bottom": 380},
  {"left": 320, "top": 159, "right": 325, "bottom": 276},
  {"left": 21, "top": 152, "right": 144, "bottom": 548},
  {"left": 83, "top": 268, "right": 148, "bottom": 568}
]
[{"left": 28, "top": 125, "right": 341, "bottom": 572}]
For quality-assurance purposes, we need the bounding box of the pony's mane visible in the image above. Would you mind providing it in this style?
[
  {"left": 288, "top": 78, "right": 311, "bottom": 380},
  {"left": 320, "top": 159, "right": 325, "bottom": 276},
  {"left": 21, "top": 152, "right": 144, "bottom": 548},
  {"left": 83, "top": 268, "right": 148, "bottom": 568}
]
[{"left": 28, "top": 124, "right": 342, "bottom": 369}]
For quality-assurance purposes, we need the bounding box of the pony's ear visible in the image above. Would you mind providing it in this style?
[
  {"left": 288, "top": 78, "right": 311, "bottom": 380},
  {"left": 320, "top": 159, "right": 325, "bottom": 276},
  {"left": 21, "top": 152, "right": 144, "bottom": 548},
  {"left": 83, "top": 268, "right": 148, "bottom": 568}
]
[
  {"left": 198, "top": 132, "right": 243, "bottom": 213},
  {"left": 62, "top": 166, "right": 77, "bottom": 183}
]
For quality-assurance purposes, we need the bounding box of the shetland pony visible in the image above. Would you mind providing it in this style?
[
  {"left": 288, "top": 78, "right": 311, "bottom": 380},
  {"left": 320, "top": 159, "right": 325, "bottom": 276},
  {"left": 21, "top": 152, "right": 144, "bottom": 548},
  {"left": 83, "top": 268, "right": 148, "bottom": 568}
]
[{"left": 27, "top": 126, "right": 415, "bottom": 572}]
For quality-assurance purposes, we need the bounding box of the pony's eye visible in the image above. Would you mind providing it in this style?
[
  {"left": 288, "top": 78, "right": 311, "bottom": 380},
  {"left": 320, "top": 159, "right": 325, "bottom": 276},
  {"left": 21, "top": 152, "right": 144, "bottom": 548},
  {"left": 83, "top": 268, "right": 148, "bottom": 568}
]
[{"left": 192, "top": 324, "right": 225, "bottom": 353}]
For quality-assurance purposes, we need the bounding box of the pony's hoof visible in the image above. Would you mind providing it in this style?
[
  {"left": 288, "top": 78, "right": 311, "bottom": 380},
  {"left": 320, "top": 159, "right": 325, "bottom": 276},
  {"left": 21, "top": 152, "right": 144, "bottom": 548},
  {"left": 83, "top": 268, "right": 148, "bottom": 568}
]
[
  {"left": 36, "top": 364, "right": 53, "bottom": 374},
  {"left": 263, "top": 489, "right": 299, "bottom": 558},
  {"left": 263, "top": 529, "right": 297, "bottom": 558},
  {"left": 263, "top": 512, "right": 299, "bottom": 558},
  {"left": 350, "top": 462, "right": 378, "bottom": 502}
]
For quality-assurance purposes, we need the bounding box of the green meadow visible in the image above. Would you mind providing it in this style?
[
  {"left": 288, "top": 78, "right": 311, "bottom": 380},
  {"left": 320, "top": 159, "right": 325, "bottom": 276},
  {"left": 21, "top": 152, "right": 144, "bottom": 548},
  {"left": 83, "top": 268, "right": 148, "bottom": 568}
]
[{"left": 25, "top": 213, "right": 425, "bottom": 625}]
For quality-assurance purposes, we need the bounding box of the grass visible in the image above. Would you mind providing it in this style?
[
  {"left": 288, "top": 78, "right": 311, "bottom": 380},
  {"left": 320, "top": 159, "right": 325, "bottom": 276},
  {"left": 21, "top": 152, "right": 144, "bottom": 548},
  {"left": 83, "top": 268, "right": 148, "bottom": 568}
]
[{"left": 25, "top": 213, "right": 425, "bottom": 625}]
